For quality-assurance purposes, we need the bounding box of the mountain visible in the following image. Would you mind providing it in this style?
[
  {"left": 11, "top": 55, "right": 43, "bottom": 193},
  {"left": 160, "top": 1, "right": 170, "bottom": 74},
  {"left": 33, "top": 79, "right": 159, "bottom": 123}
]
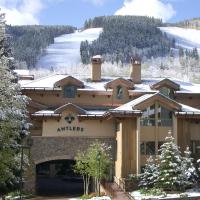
[
  {"left": 175, "top": 18, "right": 200, "bottom": 30},
  {"left": 160, "top": 27, "right": 200, "bottom": 52},
  {"left": 7, "top": 25, "right": 76, "bottom": 69},
  {"left": 36, "top": 28, "right": 102, "bottom": 69},
  {"left": 80, "top": 16, "right": 175, "bottom": 64}
]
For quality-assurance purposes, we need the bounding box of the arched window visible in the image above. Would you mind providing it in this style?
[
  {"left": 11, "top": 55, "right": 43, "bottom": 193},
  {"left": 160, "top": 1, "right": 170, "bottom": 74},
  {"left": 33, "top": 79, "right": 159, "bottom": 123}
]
[
  {"left": 159, "top": 87, "right": 174, "bottom": 99},
  {"left": 116, "top": 85, "right": 123, "bottom": 99}
]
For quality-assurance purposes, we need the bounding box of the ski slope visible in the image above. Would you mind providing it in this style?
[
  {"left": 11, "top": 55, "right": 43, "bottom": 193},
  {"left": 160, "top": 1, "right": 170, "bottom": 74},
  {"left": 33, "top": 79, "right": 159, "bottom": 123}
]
[
  {"left": 36, "top": 28, "right": 102, "bottom": 68},
  {"left": 160, "top": 27, "right": 200, "bottom": 52}
]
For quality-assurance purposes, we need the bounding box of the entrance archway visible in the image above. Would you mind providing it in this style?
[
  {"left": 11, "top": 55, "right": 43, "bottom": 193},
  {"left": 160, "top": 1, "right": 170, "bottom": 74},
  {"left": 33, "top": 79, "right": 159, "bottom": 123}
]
[{"left": 36, "top": 159, "right": 83, "bottom": 196}]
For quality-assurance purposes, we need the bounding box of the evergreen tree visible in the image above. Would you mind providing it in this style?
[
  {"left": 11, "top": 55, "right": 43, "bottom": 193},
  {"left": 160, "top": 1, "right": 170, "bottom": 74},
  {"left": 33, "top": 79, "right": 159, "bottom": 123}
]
[
  {"left": 80, "top": 16, "right": 174, "bottom": 64},
  {"left": 157, "top": 132, "right": 183, "bottom": 191},
  {"left": 139, "top": 156, "right": 158, "bottom": 189},
  {"left": 0, "top": 13, "right": 29, "bottom": 194},
  {"left": 181, "top": 146, "right": 198, "bottom": 189}
]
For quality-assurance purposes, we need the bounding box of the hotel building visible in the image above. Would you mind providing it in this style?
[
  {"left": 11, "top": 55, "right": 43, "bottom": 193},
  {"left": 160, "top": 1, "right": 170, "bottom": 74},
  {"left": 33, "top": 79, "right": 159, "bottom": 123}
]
[{"left": 18, "top": 56, "right": 200, "bottom": 194}]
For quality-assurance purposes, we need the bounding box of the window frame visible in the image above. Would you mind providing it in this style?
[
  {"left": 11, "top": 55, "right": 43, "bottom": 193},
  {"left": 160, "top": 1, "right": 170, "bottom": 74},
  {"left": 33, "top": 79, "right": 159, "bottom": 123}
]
[
  {"left": 116, "top": 85, "right": 123, "bottom": 99},
  {"left": 63, "top": 85, "right": 77, "bottom": 98}
]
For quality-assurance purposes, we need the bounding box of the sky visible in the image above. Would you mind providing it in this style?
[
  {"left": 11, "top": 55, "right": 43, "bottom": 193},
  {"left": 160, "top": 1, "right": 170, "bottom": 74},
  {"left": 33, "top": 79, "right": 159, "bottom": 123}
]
[{"left": 0, "top": 0, "right": 200, "bottom": 27}]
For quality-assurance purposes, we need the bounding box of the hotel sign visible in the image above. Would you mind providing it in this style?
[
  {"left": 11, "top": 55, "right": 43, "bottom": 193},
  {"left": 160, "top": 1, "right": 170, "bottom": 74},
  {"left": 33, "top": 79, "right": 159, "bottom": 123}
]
[
  {"left": 57, "top": 126, "right": 84, "bottom": 132},
  {"left": 57, "top": 114, "right": 84, "bottom": 133}
]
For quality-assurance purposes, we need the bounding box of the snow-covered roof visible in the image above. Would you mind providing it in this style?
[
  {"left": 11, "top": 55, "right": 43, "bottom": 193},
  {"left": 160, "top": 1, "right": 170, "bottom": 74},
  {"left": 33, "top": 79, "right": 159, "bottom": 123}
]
[
  {"left": 180, "top": 104, "right": 200, "bottom": 114},
  {"left": 114, "top": 94, "right": 154, "bottom": 111},
  {"left": 14, "top": 69, "right": 30, "bottom": 76},
  {"left": 92, "top": 55, "right": 101, "bottom": 59},
  {"left": 114, "top": 92, "right": 200, "bottom": 114},
  {"left": 19, "top": 74, "right": 200, "bottom": 94},
  {"left": 21, "top": 74, "right": 69, "bottom": 88}
]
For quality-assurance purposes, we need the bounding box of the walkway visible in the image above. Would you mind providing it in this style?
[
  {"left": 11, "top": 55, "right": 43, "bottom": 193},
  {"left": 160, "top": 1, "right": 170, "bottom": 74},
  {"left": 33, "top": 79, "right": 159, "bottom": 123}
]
[{"left": 103, "top": 182, "right": 131, "bottom": 200}]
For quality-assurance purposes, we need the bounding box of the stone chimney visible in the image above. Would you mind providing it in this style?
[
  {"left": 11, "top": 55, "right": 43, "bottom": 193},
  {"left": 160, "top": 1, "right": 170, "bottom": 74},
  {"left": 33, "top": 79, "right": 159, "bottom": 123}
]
[
  {"left": 91, "top": 55, "right": 102, "bottom": 82},
  {"left": 130, "top": 57, "right": 141, "bottom": 84}
]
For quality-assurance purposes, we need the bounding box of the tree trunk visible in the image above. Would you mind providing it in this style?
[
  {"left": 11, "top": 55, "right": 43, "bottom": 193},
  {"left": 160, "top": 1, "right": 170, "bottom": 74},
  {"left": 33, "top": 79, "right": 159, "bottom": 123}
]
[
  {"left": 83, "top": 175, "right": 86, "bottom": 195},
  {"left": 85, "top": 175, "right": 90, "bottom": 195}
]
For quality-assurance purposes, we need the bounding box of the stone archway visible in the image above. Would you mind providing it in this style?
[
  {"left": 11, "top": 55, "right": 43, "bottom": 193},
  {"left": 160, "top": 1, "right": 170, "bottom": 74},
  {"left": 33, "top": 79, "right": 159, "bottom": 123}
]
[
  {"left": 24, "top": 136, "right": 115, "bottom": 194},
  {"left": 36, "top": 159, "right": 83, "bottom": 196}
]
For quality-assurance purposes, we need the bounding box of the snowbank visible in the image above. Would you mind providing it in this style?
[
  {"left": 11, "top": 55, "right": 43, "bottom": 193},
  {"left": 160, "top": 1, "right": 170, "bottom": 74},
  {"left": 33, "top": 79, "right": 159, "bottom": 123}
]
[
  {"left": 160, "top": 27, "right": 200, "bottom": 50},
  {"left": 130, "top": 189, "right": 200, "bottom": 200}
]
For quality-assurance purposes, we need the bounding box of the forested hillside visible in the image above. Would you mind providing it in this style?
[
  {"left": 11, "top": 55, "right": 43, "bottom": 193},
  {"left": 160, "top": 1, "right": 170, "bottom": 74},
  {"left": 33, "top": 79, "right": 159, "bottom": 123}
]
[
  {"left": 7, "top": 25, "right": 76, "bottom": 68},
  {"left": 80, "top": 16, "right": 175, "bottom": 64},
  {"left": 176, "top": 18, "right": 200, "bottom": 30}
]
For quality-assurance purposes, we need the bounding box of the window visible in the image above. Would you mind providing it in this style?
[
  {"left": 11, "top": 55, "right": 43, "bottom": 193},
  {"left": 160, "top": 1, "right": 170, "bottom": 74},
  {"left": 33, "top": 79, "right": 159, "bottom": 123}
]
[
  {"left": 116, "top": 85, "right": 123, "bottom": 99},
  {"left": 191, "top": 141, "right": 200, "bottom": 154},
  {"left": 159, "top": 87, "right": 174, "bottom": 99},
  {"left": 158, "top": 141, "right": 164, "bottom": 154},
  {"left": 140, "top": 141, "right": 155, "bottom": 155},
  {"left": 159, "top": 87, "right": 170, "bottom": 97},
  {"left": 157, "top": 105, "right": 172, "bottom": 127},
  {"left": 146, "top": 142, "right": 155, "bottom": 155},
  {"left": 63, "top": 85, "right": 77, "bottom": 98},
  {"left": 140, "top": 142, "right": 145, "bottom": 155},
  {"left": 140, "top": 105, "right": 156, "bottom": 126},
  {"left": 116, "top": 122, "right": 120, "bottom": 132}
]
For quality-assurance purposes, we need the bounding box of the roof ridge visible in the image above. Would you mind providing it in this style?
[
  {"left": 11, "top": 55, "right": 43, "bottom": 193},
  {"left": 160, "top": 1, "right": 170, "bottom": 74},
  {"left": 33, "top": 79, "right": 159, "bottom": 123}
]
[{"left": 21, "top": 74, "right": 58, "bottom": 86}]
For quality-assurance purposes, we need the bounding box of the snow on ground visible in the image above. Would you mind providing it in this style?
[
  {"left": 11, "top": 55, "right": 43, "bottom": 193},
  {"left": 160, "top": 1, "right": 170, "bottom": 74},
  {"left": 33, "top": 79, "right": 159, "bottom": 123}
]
[
  {"left": 36, "top": 28, "right": 102, "bottom": 68},
  {"left": 160, "top": 27, "right": 200, "bottom": 51},
  {"left": 69, "top": 196, "right": 111, "bottom": 200},
  {"left": 131, "top": 189, "right": 200, "bottom": 200}
]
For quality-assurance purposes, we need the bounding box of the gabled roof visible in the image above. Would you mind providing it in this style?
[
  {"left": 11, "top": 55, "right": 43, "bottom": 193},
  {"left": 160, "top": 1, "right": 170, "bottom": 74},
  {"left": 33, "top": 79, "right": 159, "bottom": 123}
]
[
  {"left": 104, "top": 78, "right": 134, "bottom": 89},
  {"left": 54, "top": 76, "right": 84, "bottom": 88},
  {"left": 114, "top": 93, "right": 182, "bottom": 112},
  {"left": 28, "top": 100, "right": 48, "bottom": 110},
  {"left": 54, "top": 103, "right": 86, "bottom": 114},
  {"left": 175, "top": 104, "right": 200, "bottom": 118},
  {"left": 151, "top": 78, "right": 180, "bottom": 91}
]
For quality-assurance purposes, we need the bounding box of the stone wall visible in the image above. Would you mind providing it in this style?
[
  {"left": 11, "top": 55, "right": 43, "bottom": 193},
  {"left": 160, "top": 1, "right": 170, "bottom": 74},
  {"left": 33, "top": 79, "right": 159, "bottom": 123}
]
[{"left": 24, "top": 136, "right": 116, "bottom": 194}]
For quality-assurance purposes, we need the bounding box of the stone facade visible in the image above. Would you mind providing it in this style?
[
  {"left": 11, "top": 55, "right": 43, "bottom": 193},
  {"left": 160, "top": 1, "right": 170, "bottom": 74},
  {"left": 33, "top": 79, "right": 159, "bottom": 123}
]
[{"left": 25, "top": 136, "right": 116, "bottom": 193}]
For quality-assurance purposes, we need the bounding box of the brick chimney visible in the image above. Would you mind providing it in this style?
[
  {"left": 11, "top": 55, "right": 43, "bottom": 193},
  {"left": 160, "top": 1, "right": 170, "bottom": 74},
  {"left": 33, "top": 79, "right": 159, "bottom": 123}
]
[
  {"left": 130, "top": 57, "right": 141, "bottom": 84},
  {"left": 91, "top": 55, "right": 102, "bottom": 82}
]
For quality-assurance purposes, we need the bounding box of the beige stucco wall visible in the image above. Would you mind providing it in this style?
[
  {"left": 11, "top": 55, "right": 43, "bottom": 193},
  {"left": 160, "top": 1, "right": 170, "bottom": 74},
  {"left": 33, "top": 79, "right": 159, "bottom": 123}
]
[
  {"left": 175, "top": 94, "right": 200, "bottom": 109},
  {"left": 177, "top": 118, "right": 200, "bottom": 152},
  {"left": 42, "top": 110, "right": 115, "bottom": 138},
  {"left": 115, "top": 123, "right": 122, "bottom": 179},
  {"left": 115, "top": 118, "right": 138, "bottom": 179}
]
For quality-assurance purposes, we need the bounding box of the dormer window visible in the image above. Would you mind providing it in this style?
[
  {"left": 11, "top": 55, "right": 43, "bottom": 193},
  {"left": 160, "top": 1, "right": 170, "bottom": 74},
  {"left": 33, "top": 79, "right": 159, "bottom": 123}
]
[
  {"left": 116, "top": 85, "right": 123, "bottom": 99},
  {"left": 159, "top": 87, "right": 174, "bottom": 99},
  {"left": 159, "top": 87, "right": 170, "bottom": 97},
  {"left": 63, "top": 85, "right": 77, "bottom": 98}
]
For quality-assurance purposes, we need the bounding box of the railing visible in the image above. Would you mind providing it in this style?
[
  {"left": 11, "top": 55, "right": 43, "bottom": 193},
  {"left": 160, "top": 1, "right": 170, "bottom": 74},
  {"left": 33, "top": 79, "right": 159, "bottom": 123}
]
[
  {"left": 140, "top": 118, "right": 172, "bottom": 127},
  {"left": 101, "top": 181, "right": 115, "bottom": 198},
  {"left": 158, "top": 119, "right": 172, "bottom": 127},
  {"left": 140, "top": 118, "right": 155, "bottom": 126}
]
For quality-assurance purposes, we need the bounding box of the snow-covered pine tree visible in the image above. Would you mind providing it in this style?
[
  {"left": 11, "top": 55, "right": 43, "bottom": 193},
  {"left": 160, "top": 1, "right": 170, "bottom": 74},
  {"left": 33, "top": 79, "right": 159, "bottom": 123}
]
[
  {"left": 0, "top": 13, "right": 29, "bottom": 194},
  {"left": 181, "top": 146, "right": 198, "bottom": 189},
  {"left": 157, "top": 131, "right": 183, "bottom": 191},
  {"left": 139, "top": 156, "right": 158, "bottom": 189}
]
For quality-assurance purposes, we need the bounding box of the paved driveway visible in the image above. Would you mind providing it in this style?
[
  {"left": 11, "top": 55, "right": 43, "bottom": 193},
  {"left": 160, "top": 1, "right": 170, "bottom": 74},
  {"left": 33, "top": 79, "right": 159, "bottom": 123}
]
[{"left": 32, "top": 196, "right": 79, "bottom": 200}]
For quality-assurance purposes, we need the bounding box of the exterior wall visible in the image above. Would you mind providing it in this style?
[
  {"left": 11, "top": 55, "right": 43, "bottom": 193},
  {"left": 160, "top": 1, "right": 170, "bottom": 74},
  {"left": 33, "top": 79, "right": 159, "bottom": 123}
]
[
  {"left": 115, "top": 123, "right": 122, "bottom": 179},
  {"left": 26, "top": 137, "right": 116, "bottom": 193},
  {"left": 175, "top": 94, "right": 200, "bottom": 109},
  {"left": 140, "top": 126, "right": 170, "bottom": 166},
  {"left": 130, "top": 63, "right": 141, "bottom": 84},
  {"left": 42, "top": 110, "right": 115, "bottom": 138},
  {"left": 24, "top": 89, "right": 141, "bottom": 110},
  {"left": 91, "top": 62, "right": 101, "bottom": 81},
  {"left": 115, "top": 118, "right": 137, "bottom": 180},
  {"left": 177, "top": 118, "right": 200, "bottom": 152}
]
